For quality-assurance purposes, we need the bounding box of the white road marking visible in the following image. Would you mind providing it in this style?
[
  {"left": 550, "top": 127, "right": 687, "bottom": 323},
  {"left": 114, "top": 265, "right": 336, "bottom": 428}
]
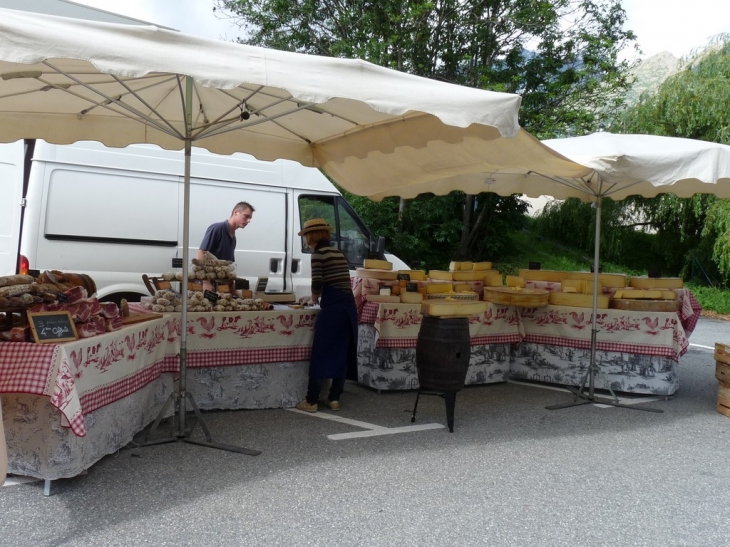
[
  {"left": 689, "top": 343, "right": 714, "bottom": 350},
  {"left": 287, "top": 408, "right": 445, "bottom": 438},
  {"left": 328, "top": 424, "right": 445, "bottom": 440}
]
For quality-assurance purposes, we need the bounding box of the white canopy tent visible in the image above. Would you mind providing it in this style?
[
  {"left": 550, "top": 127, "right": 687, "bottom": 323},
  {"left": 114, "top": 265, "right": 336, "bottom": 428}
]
[
  {"left": 0, "top": 7, "right": 592, "bottom": 449},
  {"left": 372, "top": 131, "right": 730, "bottom": 410}
]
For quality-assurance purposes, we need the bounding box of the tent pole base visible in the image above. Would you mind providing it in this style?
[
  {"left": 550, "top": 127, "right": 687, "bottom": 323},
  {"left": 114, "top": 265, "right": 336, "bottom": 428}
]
[
  {"left": 545, "top": 365, "right": 663, "bottom": 413},
  {"left": 138, "top": 389, "right": 261, "bottom": 456}
]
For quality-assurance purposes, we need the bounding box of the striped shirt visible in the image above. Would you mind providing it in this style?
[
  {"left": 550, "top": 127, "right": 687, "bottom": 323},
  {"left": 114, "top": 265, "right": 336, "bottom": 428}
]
[{"left": 311, "top": 244, "right": 351, "bottom": 295}]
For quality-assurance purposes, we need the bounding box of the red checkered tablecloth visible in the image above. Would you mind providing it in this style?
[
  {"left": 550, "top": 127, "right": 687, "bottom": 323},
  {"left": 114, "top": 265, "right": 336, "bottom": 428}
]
[
  {"left": 520, "top": 305, "right": 689, "bottom": 360},
  {"left": 0, "top": 316, "right": 180, "bottom": 437}
]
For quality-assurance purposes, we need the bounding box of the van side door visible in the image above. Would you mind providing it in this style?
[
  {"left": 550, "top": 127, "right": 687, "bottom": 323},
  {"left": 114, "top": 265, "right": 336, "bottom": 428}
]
[{"left": 186, "top": 179, "right": 288, "bottom": 291}]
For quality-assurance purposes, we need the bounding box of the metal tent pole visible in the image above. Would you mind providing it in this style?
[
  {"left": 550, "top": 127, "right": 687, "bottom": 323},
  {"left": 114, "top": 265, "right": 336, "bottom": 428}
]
[
  {"left": 546, "top": 196, "right": 662, "bottom": 413},
  {"left": 139, "top": 77, "right": 261, "bottom": 454}
]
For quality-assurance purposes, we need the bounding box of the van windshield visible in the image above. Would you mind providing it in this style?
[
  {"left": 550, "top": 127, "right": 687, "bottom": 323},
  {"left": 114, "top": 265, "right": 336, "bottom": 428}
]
[{"left": 298, "top": 195, "right": 369, "bottom": 267}]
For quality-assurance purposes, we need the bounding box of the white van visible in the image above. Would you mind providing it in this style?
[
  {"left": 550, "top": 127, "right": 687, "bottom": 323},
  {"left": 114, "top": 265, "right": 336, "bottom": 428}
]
[{"left": 0, "top": 139, "right": 406, "bottom": 302}]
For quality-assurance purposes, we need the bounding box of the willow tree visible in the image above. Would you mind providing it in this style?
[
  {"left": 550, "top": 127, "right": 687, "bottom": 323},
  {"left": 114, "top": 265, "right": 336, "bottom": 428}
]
[
  {"left": 215, "top": 0, "right": 636, "bottom": 266},
  {"left": 617, "top": 35, "right": 730, "bottom": 283}
]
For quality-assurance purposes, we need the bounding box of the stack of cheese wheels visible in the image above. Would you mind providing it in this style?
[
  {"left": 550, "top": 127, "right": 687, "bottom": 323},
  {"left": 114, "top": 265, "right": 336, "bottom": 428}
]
[
  {"left": 566, "top": 272, "right": 627, "bottom": 289},
  {"left": 610, "top": 288, "right": 680, "bottom": 312},
  {"left": 519, "top": 269, "right": 571, "bottom": 283},
  {"left": 549, "top": 292, "right": 610, "bottom": 308},
  {"left": 421, "top": 299, "right": 487, "bottom": 317},
  {"left": 484, "top": 286, "right": 549, "bottom": 307},
  {"left": 628, "top": 276, "right": 684, "bottom": 290},
  {"left": 355, "top": 258, "right": 398, "bottom": 280}
]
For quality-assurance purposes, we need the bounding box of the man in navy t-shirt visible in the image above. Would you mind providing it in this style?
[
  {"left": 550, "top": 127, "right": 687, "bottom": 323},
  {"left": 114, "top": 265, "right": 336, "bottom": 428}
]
[{"left": 197, "top": 201, "right": 255, "bottom": 291}]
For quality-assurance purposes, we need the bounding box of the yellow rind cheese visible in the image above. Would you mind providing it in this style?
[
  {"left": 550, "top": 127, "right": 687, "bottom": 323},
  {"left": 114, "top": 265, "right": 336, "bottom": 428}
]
[
  {"left": 460, "top": 261, "right": 473, "bottom": 271},
  {"left": 363, "top": 258, "right": 393, "bottom": 271},
  {"left": 628, "top": 277, "right": 684, "bottom": 289},
  {"left": 506, "top": 275, "right": 526, "bottom": 288},
  {"left": 421, "top": 300, "right": 487, "bottom": 317},
  {"left": 355, "top": 268, "right": 399, "bottom": 280},
  {"left": 562, "top": 279, "right": 603, "bottom": 294},
  {"left": 549, "top": 292, "right": 610, "bottom": 308},
  {"left": 449, "top": 261, "right": 461, "bottom": 271},
  {"left": 454, "top": 283, "right": 472, "bottom": 292},
  {"left": 428, "top": 270, "right": 454, "bottom": 281},
  {"left": 485, "top": 273, "right": 503, "bottom": 287},
  {"left": 614, "top": 289, "right": 664, "bottom": 300},
  {"left": 519, "top": 269, "right": 571, "bottom": 282},
  {"left": 400, "top": 292, "right": 424, "bottom": 304},
  {"left": 397, "top": 270, "right": 426, "bottom": 281},
  {"left": 426, "top": 283, "right": 454, "bottom": 294},
  {"left": 567, "top": 272, "right": 627, "bottom": 288},
  {"left": 473, "top": 262, "right": 493, "bottom": 271},
  {"left": 452, "top": 270, "right": 488, "bottom": 281}
]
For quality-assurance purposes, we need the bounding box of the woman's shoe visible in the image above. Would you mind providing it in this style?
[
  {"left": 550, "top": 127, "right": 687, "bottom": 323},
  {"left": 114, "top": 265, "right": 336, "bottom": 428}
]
[
  {"left": 322, "top": 400, "right": 340, "bottom": 411},
  {"left": 296, "top": 400, "right": 318, "bottom": 413}
]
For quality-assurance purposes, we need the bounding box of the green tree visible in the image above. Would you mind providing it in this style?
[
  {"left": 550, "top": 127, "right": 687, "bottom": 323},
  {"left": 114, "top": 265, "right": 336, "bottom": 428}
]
[
  {"left": 615, "top": 36, "right": 730, "bottom": 283},
  {"left": 215, "top": 0, "right": 636, "bottom": 264}
]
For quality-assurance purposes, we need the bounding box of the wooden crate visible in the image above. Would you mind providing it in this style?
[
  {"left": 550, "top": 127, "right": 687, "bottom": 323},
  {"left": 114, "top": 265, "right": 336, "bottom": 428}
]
[
  {"left": 716, "top": 361, "right": 730, "bottom": 384},
  {"left": 715, "top": 343, "right": 730, "bottom": 365},
  {"left": 718, "top": 380, "right": 730, "bottom": 417}
]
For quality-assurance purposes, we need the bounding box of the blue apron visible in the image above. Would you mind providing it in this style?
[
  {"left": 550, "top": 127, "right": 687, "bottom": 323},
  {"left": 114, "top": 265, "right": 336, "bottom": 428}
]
[{"left": 309, "top": 284, "right": 358, "bottom": 380}]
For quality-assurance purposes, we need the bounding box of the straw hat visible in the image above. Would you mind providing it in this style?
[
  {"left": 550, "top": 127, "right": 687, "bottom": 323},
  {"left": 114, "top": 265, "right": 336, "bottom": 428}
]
[{"left": 298, "top": 218, "right": 333, "bottom": 236}]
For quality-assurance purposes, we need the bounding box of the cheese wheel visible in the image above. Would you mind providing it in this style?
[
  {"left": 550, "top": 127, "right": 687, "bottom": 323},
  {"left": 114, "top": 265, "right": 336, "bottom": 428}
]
[
  {"left": 365, "top": 294, "right": 401, "bottom": 303},
  {"left": 506, "top": 275, "right": 525, "bottom": 288},
  {"left": 390, "top": 285, "right": 401, "bottom": 296},
  {"left": 454, "top": 283, "right": 472, "bottom": 292},
  {"left": 473, "top": 262, "right": 493, "bottom": 271},
  {"left": 426, "top": 283, "right": 454, "bottom": 294},
  {"left": 562, "top": 279, "right": 603, "bottom": 294},
  {"left": 400, "top": 292, "right": 424, "bottom": 304},
  {"left": 421, "top": 300, "right": 487, "bottom": 317},
  {"left": 363, "top": 259, "right": 393, "bottom": 271},
  {"left": 483, "top": 286, "right": 549, "bottom": 307},
  {"left": 460, "top": 261, "right": 473, "bottom": 271},
  {"left": 485, "top": 273, "right": 503, "bottom": 287},
  {"left": 549, "top": 292, "right": 610, "bottom": 308},
  {"left": 452, "top": 270, "right": 488, "bottom": 281},
  {"left": 614, "top": 289, "right": 664, "bottom": 300},
  {"left": 519, "top": 269, "right": 571, "bottom": 282},
  {"left": 628, "top": 277, "right": 683, "bottom": 289},
  {"left": 397, "top": 270, "right": 427, "bottom": 281},
  {"left": 355, "top": 268, "right": 398, "bottom": 280},
  {"left": 428, "top": 270, "right": 453, "bottom": 281},
  {"left": 566, "top": 272, "right": 627, "bottom": 288},
  {"left": 448, "top": 261, "right": 462, "bottom": 271}
]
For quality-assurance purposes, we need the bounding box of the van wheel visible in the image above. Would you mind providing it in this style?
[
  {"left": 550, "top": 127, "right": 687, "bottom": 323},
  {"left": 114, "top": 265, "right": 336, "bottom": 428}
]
[{"left": 101, "top": 292, "right": 146, "bottom": 305}]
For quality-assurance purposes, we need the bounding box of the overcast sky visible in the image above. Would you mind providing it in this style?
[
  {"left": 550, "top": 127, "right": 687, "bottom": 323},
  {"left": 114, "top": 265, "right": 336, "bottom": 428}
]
[{"left": 72, "top": 0, "right": 730, "bottom": 60}]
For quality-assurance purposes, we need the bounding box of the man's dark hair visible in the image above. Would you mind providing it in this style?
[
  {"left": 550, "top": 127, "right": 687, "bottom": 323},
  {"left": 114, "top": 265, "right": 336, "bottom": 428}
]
[{"left": 232, "top": 201, "right": 255, "bottom": 215}]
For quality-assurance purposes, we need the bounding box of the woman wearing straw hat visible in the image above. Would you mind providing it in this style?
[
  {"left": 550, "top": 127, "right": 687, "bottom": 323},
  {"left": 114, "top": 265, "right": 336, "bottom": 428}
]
[{"left": 295, "top": 218, "right": 358, "bottom": 413}]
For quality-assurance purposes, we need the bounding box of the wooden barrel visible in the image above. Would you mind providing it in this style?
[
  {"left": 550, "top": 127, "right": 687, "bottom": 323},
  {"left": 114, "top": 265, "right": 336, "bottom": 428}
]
[{"left": 416, "top": 316, "right": 471, "bottom": 392}]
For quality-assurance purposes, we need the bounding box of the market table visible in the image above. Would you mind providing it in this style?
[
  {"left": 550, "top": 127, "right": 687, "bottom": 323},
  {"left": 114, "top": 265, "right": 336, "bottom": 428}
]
[
  {"left": 0, "top": 316, "right": 180, "bottom": 480},
  {"left": 180, "top": 308, "right": 317, "bottom": 410},
  {"left": 357, "top": 299, "right": 692, "bottom": 396},
  {"left": 357, "top": 301, "right": 521, "bottom": 390},
  {"left": 0, "top": 307, "right": 319, "bottom": 482},
  {"left": 512, "top": 304, "right": 689, "bottom": 396}
]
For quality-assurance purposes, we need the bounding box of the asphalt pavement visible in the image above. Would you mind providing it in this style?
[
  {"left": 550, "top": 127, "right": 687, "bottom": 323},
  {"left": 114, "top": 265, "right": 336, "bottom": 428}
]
[{"left": 2, "top": 317, "right": 730, "bottom": 547}]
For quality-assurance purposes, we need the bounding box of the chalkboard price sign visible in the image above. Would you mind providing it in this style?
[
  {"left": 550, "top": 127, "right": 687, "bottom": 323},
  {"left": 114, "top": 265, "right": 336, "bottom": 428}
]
[
  {"left": 27, "top": 311, "right": 79, "bottom": 344},
  {"left": 204, "top": 290, "right": 219, "bottom": 304}
]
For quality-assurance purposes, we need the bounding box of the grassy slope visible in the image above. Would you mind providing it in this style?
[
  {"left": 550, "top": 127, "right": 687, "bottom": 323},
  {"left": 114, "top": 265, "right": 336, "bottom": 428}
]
[{"left": 494, "top": 228, "right": 730, "bottom": 316}]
